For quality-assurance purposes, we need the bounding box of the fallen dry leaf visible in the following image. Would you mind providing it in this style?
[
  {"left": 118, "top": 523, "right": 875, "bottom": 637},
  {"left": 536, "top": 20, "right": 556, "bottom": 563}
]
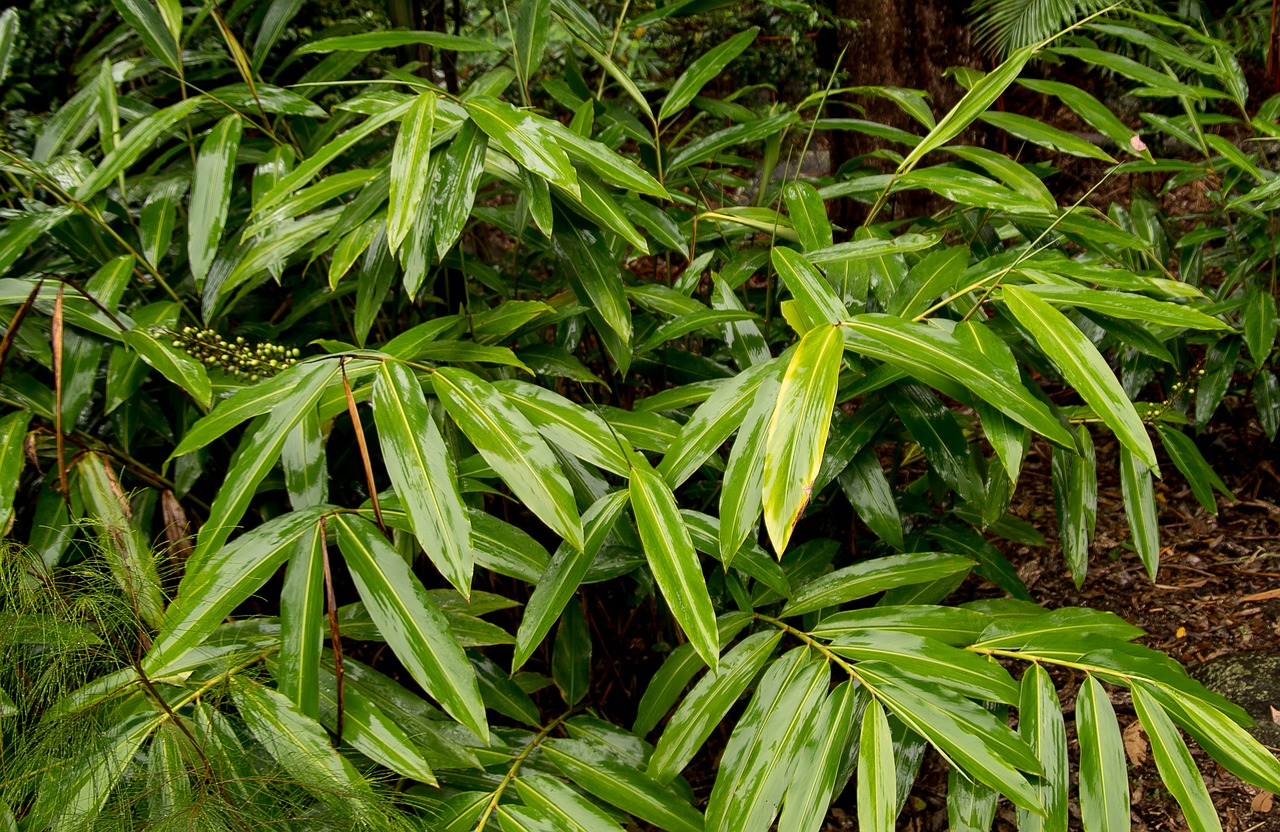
[
  {"left": 1240, "top": 587, "right": 1280, "bottom": 602},
  {"left": 1271, "top": 705, "right": 1280, "bottom": 726},
  {"left": 1123, "top": 720, "right": 1149, "bottom": 767},
  {"left": 1252, "top": 790, "right": 1274, "bottom": 814}
]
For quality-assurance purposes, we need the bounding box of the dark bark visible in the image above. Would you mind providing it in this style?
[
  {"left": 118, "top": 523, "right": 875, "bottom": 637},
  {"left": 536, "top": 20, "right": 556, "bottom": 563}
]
[{"left": 817, "top": 0, "right": 990, "bottom": 227}]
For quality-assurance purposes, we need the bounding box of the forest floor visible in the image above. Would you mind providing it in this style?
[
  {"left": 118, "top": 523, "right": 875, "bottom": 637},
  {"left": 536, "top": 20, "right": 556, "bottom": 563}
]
[{"left": 886, "top": 419, "right": 1280, "bottom": 832}]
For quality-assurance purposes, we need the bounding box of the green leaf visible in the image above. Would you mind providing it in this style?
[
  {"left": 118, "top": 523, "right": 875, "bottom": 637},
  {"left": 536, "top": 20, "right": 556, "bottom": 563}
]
[
  {"left": 1018, "top": 79, "right": 1136, "bottom": 151},
  {"left": 668, "top": 113, "right": 798, "bottom": 173},
  {"left": 314, "top": 661, "right": 437, "bottom": 784},
  {"left": 194, "top": 360, "right": 339, "bottom": 562},
  {"left": 1120, "top": 447, "right": 1160, "bottom": 580},
  {"left": 1002, "top": 285, "right": 1157, "bottom": 469},
  {"left": 858, "top": 698, "right": 897, "bottom": 832},
  {"left": 812, "top": 605, "right": 990, "bottom": 646},
  {"left": 282, "top": 406, "right": 327, "bottom": 509},
  {"left": 762, "top": 324, "right": 842, "bottom": 554},
  {"left": 1149, "top": 682, "right": 1280, "bottom": 795},
  {"left": 1131, "top": 684, "right": 1222, "bottom": 832},
  {"left": 0, "top": 9, "right": 18, "bottom": 86},
  {"left": 472, "top": 652, "right": 541, "bottom": 727},
  {"left": 556, "top": 224, "right": 632, "bottom": 345},
  {"left": 119, "top": 328, "right": 212, "bottom": 409},
  {"left": 659, "top": 356, "right": 783, "bottom": 489},
  {"left": 550, "top": 124, "right": 668, "bottom": 199},
  {"left": 388, "top": 92, "right": 437, "bottom": 253},
  {"left": 1052, "top": 426, "right": 1097, "bottom": 587},
  {"left": 552, "top": 597, "right": 591, "bottom": 706},
  {"left": 332, "top": 513, "right": 487, "bottom": 742},
  {"left": 779, "top": 184, "right": 832, "bottom": 258},
  {"left": 231, "top": 678, "right": 384, "bottom": 817},
  {"left": 660, "top": 27, "right": 758, "bottom": 122},
  {"left": 0, "top": 410, "right": 31, "bottom": 531},
  {"left": 1017, "top": 665, "right": 1068, "bottom": 832},
  {"left": 373, "top": 361, "right": 473, "bottom": 595},
  {"left": 496, "top": 380, "right": 631, "bottom": 475},
  {"left": 139, "top": 195, "right": 175, "bottom": 268},
  {"left": 1077, "top": 675, "right": 1130, "bottom": 832},
  {"left": 470, "top": 509, "right": 551, "bottom": 582},
  {"left": 772, "top": 246, "right": 847, "bottom": 327},
  {"left": 278, "top": 523, "right": 323, "bottom": 718},
  {"left": 649, "top": 630, "right": 782, "bottom": 783},
  {"left": 434, "top": 368, "right": 583, "bottom": 549},
  {"left": 980, "top": 111, "right": 1114, "bottom": 161},
  {"left": 297, "top": 29, "right": 497, "bottom": 53},
  {"left": 188, "top": 113, "right": 242, "bottom": 286},
  {"left": 866, "top": 674, "right": 1043, "bottom": 813},
  {"left": 889, "top": 382, "right": 984, "bottom": 505},
  {"left": 704, "top": 648, "right": 830, "bottom": 832},
  {"left": 947, "top": 762, "right": 998, "bottom": 832},
  {"left": 779, "top": 680, "right": 865, "bottom": 832},
  {"left": 830, "top": 630, "right": 1019, "bottom": 704},
  {"left": 633, "top": 612, "right": 754, "bottom": 737},
  {"left": 514, "top": 490, "right": 631, "bottom": 671},
  {"left": 466, "top": 96, "right": 579, "bottom": 194},
  {"left": 146, "top": 507, "right": 327, "bottom": 674},
  {"left": 76, "top": 98, "right": 201, "bottom": 201},
  {"left": 111, "top": 0, "right": 181, "bottom": 72},
  {"left": 897, "top": 44, "right": 1034, "bottom": 176},
  {"left": 782, "top": 552, "right": 974, "bottom": 618},
  {"left": 543, "top": 739, "right": 705, "bottom": 832},
  {"left": 514, "top": 774, "right": 626, "bottom": 832},
  {"left": 573, "top": 35, "right": 654, "bottom": 121},
  {"left": 837, "top": 446, "right": 903, "bottom": 549},
  {"left": 1016, "top": 284, "right": 1228, "bottom": 331},
  {"left": 29, "top": 696, "right": 163, "bottom": 831},
  {"left": 430, "top": 120, "right": 489, "bottom": 259},
  {"left": 897, "top": 166, "right": 1050, "bottom": 213},
  {"left": 843, "top": 314, "right": 1074, "bottom": 448},
  {"left": 513, "top": 0, "right": 551, "bottom": 90},
  {"left": 630, "top": 460, "right": 719, "bottom": 669},
  {"left": 255, "top": 100, "right": 414, "bottom": 215},
  {"left": 1156, "top": 426, "right": 1232, "bottom": 513},
  {"left": 718, "top": 367, "right": 783, "bottom": 564}
]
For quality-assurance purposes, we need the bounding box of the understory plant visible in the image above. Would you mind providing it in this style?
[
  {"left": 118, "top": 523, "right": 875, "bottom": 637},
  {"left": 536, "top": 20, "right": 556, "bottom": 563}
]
[{"left": 1, "top": 1, "right": 1278, "bottom": 831}]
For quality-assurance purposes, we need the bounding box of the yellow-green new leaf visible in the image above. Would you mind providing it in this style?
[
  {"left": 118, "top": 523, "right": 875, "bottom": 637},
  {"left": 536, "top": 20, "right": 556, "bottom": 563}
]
[
  {"left": 188, "top": 114, "right": 242, "bottom": 286},
  {"left": 772, "top": 247, "right": 846, "bottom": 328},
  {"left": 762, "top": 324, "right": 843, "bottom": 554},
  {"left": 1002, "top": 285, "right": 1157, "bottom": 469},
  {"left": 433, "top": 367, "right": 584, "bottom": 551},
  {"left": 388, "top": 92, "right": 437, "bottom": 253},
  {"left": 630, "top": 460, "right": 719, "bottom": 669},
  {"left": 332, "top": 513, "right": 488, "bottom": 742},
  {"left": 373, "top": 361, "right": 473, "bottom": 596}
]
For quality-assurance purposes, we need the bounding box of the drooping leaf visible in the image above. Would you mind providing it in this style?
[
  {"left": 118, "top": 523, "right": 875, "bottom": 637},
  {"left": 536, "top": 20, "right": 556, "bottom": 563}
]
[
  {"left": 373, "top": 361, "right": 473, "bottom": 595},
  {"left": 857, "top": 698, "right": 897, "bottom": 832},
  {"left": 1077, "top": 675, "right": 1130, "bottom": 832},
  {"left": 332, "top": 513, "right": 488, "bottom": 742},
  {"left": 1131, "top": 684, "right": 1222, "bottom": 832},
  {"left": 630, "top": 459, "right": 719, "bottom": 669},
  {"left": 388, "top": 92, "right": 437, "bottom": 252},
  {"left": 188, "top": 113, "right": 242, "bottom": 286}
]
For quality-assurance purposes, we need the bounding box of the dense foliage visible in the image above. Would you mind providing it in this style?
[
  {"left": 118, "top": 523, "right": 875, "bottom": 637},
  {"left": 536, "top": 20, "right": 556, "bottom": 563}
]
[{"left": 1, "top": 1, "right": 1278, "bottom": 830}]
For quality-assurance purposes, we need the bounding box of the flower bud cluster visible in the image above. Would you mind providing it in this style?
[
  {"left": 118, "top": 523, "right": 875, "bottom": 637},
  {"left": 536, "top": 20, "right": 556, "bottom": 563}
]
[{"left": 168, "top": 327, "right": 300, "bottom": 382}]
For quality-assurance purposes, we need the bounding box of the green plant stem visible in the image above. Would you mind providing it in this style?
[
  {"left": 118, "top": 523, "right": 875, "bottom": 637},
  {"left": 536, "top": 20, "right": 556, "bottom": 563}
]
[{"left": 472, "top": 712, "right": 571, "bottom": 832}]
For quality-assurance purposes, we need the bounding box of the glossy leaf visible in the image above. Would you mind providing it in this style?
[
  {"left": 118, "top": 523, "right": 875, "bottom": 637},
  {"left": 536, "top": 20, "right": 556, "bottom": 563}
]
[
  {"left": 434, "top": 367, "right": 583, "bottom": 551},
  {"left": 1131, "top": 684, "right": 1222, "bottom": 832},
  {"left": 633, "top": 612, "right": 753, "bottom": 737},
  {"left": 553, "top": 598, "right": 591, "bottom": 706},
  {"left": 660, "top": 27, "right": 758, "bottom": 122},
  {"left": 858, "top": 698, "right": 897, "bottom": 832},
  {"left": 1119, "top": 446, "right": 1160, "bottom": 579},
  {"left": 1077, "top": 675, "right": 1130, "bottom": 832},
  {"left": 649, "top": 630, "right": 782, "bottom": 783},
  {"left": 466, "top": 96, "right": 579, "bottom": 194},
  {"left": 277, "top": 521, "right": 324, "bottom": 718},
  {"left": 1002, "top": 285, "right": 1157, "bottom": 469},
  {"left": 431, "top": 119, "right": 488, "bottom": 259},
  {"left": 75, "top": 98, "right": 201, "bottom": 200},
  {"left": 388, "top": 92, "right": 437, "bottom": 252},
  {"left": 188, "top": 113, "right": 242, "bottom": 286},
  {"left": 1017, "top": 665, "right": 1068, "bottom": 832},
  {"left": 779, "top": 680, "right": 864, "bottom": 832},
  {"left": 119, "top": 328, "right": 212, "bottom": 409},
  {"left": 373, "top": 361, "right": 473, "bottom": 595},
  {"left": 111, "top": 0, "right": 181, "bottom": 72},
  {"left": 332, "top": 513, "right": 486, "bottom": 741},
  {"left": 630, "top": 460, "right": 719, "bottom": 669},
  {"left": 782, "top": 552, "right": 974, "bottom": 617},
  {"left": 543, "top": 738, "right": 705, "bottom": 832}
]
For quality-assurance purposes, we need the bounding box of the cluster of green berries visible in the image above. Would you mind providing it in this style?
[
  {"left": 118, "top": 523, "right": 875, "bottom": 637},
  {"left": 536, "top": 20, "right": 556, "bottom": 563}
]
[
  {"left": 1167, "top": 368, "right": 1206, "bottom": 401},
  {"left": 168, "top": 327, "right": 300, "bottom": 382}
]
